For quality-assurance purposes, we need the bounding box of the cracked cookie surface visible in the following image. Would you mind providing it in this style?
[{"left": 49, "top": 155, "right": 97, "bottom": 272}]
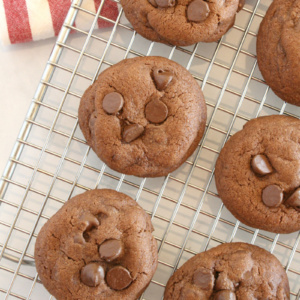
[
  {"left": 257, "top": 0, "right": 300, "bottom": 106},
  {"left": 78, "top": 56, "right": 207, "bottom": 177},
  {"left": 34, "top": 189, "right": 158, "bottom": 300},
  {"left": 120, "top": 0, "right": 242, "bottom": 46},
  {"left": 164, "top": 242, "right": 290, "bottom": 300},
  {"left": 215, "top": 115, "right": 300, "bottom": 234}
]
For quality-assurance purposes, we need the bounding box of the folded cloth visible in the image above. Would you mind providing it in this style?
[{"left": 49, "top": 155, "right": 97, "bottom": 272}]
[{"left": 0, "top": 0, "right": 119, "bottom": 45}]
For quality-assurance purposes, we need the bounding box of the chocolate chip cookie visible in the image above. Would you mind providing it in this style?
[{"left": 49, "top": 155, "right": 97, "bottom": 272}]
[
  {"left": 78, "top": 56, "right": 207, "bottom": 177},
  {"left": 257, "top": 0, "right": 300, "bottom": 106},
  {"left": 164, "top": 242, "right": 290, "bottom": 299},
  {"left": 34, "top": 189, "right": 158, "bottom": 300},
  {"left": 120, "top": 0, "right": 243, "bottom": 46},
  {"left": 215, "top": 115, "right": 300, "bottom": 234}
]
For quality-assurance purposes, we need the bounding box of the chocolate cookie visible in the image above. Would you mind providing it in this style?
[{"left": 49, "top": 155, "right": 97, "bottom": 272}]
[
  {"left": 257, "top": 0, "right": 300, "bottom": 106},
  {"left": 120, "top": 0, "right": 243, "bottom": 46},
  {"left": 78, "top": 56, "right": 207, "bottom": 177},
  {"left": 164, "top": 242, "right": 290, "bottom": 299},
  {"left": 34, "top": 189, "right": 158, "bottom": 300},
  {"left": 215, "top": 115, "right": 300, "bottom": 234}
]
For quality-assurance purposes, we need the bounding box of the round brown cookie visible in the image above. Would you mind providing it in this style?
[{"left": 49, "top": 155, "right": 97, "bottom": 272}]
[
  {"left": 78, "top": 56, "right": 207, "bottom": 177},
  {"left": 34, "top": 189, "right": 158, "bottom": 300},
  {"left": 257, "top": 0, "right": 300, "bottom": 107},
  {"left": 215, "top": 115, "right": 300, "bottom": 234},
  {"left": 164, "top": 242, "right": 290, "bottom": 300},
  {"left": 120, "top": 0, "right": 243, "bottom": 46}
]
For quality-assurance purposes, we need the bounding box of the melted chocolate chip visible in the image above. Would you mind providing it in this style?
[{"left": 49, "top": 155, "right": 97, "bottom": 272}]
[
  {"left": 102, "top": 92, "right": 124, "bottom": 114},
  {"left": 73, "top": 233, "right": 85, "bottom": 244},
  {"left": 214, "top": 290, "right": 236, "bottom": 300},
  {"left": 123, "top": 124, "right": 144, "bottom": 143},
  {"left": 285, "top": 188, "right": 300, "bottom": 211},
  {"left": 193, "top": 268, "right": 214, "bottom": 290},
  {"left": 78, "top": 213, "right": 99, "bottom": 242},
  {"left": 187, "top": 0, "right": 210, "bottom": 23},
  {"left": 153, "top": 68, "right": 173, "bottom": 91},
  {"left": 155, "top": 0, "right": 175, "bottom": 8},
  {"left": 148, "top": 0, "right": 158, "bottom": 7},
  {"left": 79, "top": 213, "right": 99, "bottom": 231},
  {"left": 106, "top": 266, "right": 133, "bottom": 290},
  {"left": 262, "top": 185, "right": 283, "bottom": 207},
  {"left": 81, "top": 263, "right": 104, "bottom": 287},
  {"left": 145, "top": 98, "right": 168, "bottom": 124},
  {"left": 99, "top": 239, "right": 123, "bottom": 262},
  {"left": 251, "top": 154, "right": 273, "bottom": 176}
]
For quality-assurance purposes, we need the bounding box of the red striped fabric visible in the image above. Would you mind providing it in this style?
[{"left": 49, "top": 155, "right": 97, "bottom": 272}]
[
  {"left": 1, "top": 0, "right": 118, "bottom": 45},
  {"left": 94, "top": 0, "right": 119, "bottom": 28},
  {"left": 3, "top": 0, "right": 32, "bottom": 44},
  {"left": 48, "top": 0, "right": 72, "bottom": 36}
]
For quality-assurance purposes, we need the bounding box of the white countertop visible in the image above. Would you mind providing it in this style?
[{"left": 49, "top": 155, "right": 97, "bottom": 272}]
[{"left": 0, "top": 37, "right": 57, "bottom": 175}]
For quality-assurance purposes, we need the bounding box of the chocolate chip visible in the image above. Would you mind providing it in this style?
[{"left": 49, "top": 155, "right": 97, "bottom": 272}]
[
  {"left": 285, "top": 188, "right": 300, "bottom": 211},
  {"left": 187, "top": 0, "right": 210, "bottom": 23},
  {"left": 262, "top": 185, "right": 283, "bottom": 207},
  {"left": 79, "top": 213, "right": 99, "bottom": 231},
  {"left": 148, "top": 0, "right": 158, "bottom": 7},
  {"left": 102, "top": 92, "right": 124, "bottom": 114},
  {"left": 145, "top": 98, "right": 168, "bottom": 124},
  {"left": 106, "top": 266, "right": 133, "bottom": 290},
  {"left": 251, "top": 154, "right": 273, "bottom": 176},
  {"left": 214, "top": 290, "right": 236, "bottom": 300},
  {"left": 99, "top": 239, "right": 123, "bottom": 262},
  {"left": 153, "top": 68, "right": 173, "bottom": 91},
  {"left": 193, "top": 268, "right": 214, "bottom": 290},
  {"left": 81, "top": 263, "right": 104, "bottom": 287},
  {"left": 123, "top": 124, "right": 144, "bottom": 143},
  {"left": 73, "top": 233, "right": 85, "bottom": 244},
  {"left": 155, "top": 0, "right": 175, "bottom": 8}
]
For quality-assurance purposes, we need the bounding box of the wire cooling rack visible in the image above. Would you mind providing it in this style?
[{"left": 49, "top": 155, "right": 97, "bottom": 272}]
[{"left": 0, "top": 0, "right": 300, "bottom": 299}]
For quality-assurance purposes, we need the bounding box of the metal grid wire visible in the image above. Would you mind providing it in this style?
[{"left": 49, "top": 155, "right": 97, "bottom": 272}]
[{"left": 0, "top": 0, "right": 300, "bottom": 299}]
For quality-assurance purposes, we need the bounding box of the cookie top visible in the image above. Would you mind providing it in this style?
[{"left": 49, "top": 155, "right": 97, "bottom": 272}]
[
  {"left": 164, "top": 242, "right": 290, "bottom": 299},
  {"left": 257, "top": 0, "right": 300, "bottom": 106},
  {"left": 120, "top": 0, "right": 242, "bottom": 46},
  {"left": 78, "top": 56, "right": 207, "bottom": 177},
  {"left": 34, "top": 189, "right": 158, "bottom": 300},
  {"left": 215, "top": 115, "right": 300, "bottom": 234}
]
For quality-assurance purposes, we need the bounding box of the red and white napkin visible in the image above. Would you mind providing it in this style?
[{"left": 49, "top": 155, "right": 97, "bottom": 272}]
[{"left": 0, "top": 0, "right": 119, "bottom": 45}]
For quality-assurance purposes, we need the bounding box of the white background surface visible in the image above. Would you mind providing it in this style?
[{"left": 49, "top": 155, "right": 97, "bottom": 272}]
[{"left": 0, "top": 37, "right": 56, "bottom": 175}]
